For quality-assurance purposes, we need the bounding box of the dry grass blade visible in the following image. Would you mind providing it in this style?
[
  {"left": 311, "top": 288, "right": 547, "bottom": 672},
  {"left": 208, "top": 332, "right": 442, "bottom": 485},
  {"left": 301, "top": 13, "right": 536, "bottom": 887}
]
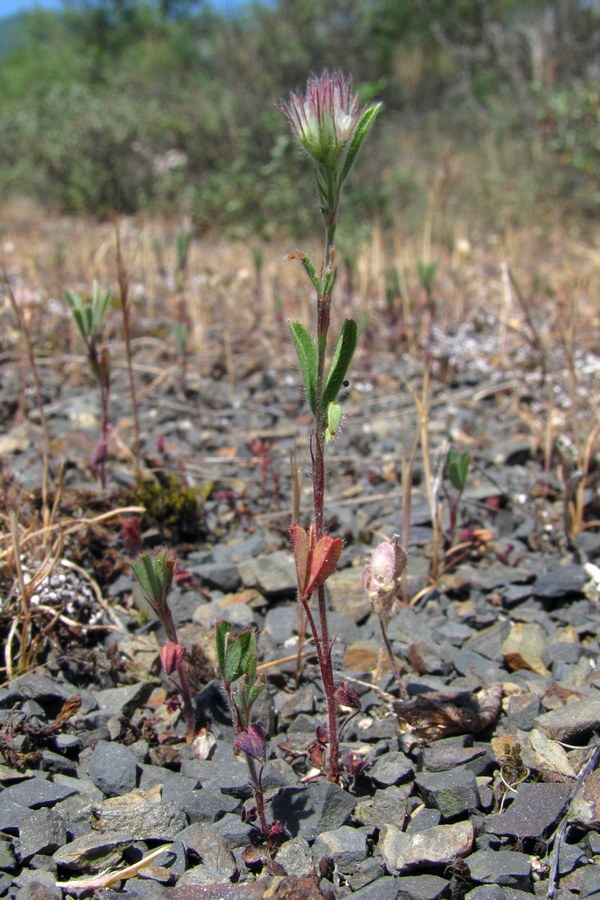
[
  {"left": 0, "top": 506, "right": 145, "bottom": 561},
  {"left": 55, "top": 844, "right": 173, "bottom": 891}
]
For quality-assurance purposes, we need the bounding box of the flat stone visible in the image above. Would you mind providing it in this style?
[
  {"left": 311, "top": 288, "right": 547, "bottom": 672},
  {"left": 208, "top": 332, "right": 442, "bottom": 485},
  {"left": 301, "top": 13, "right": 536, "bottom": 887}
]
[
  {"left": 52, "top": 832, "right": 132, "bottom": 871},
  {"left": 368, "top": 751, "right": 414, "bottom": 787},
  {"left": 275, "top": 836, "right": 313, "bottom": 877},
  {"left": 580, "top": 862, "right": 600, "bottom": 898},
  {"left": 174, "top": 823, "right": 237, "bottom": 880},
  {"left": 344, "top": 639, "right": 380, "bottom": 672},
  {"left": 164, "top": 884, "right": 266, "bottom": 900},
  {"left": 271, "top": 782, "right": 356, "bottom": 842},
  {"left": 415, "top": 768, "right": 480, "bottom": 820},
  {"left": 238, "top": 550, "right": 296, "bottom": 597},
  {"left": 467, "top": 849, "right": 532, "bottom": 888},
  {"left": 379, "top": 820, "right": 474, "bottom": 873},
  {"left": 11, "top": 869, "right": 61, "bottom": 899},
  {"left": 0, "top": 777, "right": 77, "bottom": 811},
  {"left": 520, "top": 727, "right": 577, "bottom": 778},
  {"left": 0, "top": 838, "right": 15, "bottom": 869},
  {"left": 484, "top": 781, "right": 572, "bottom": 838},
  {"left": 193, "top": 562, "right": 240, "bottom": 593},
  {"left": 88, "top": 740, "right": 138, "bottom": 797},
  {"left": 350, "top": 876, "right": 402, "bottom": 899},
  {"left": 505, "top": 693, "right": 541, "bottom": 731},
  {"left": 264, "top": 606, "right": 298, "bottom": 645},
  {"left": 421, "top": 744, "right": 493, "bottom": 775},
  {"left": 328, "top": 568, "right": 372, "bottom": 623},
  {"left": 535, "top": 700, "right": 600, "bottom": 742},
  {"left": 17, "top": 809, "right": 67, "bottom": 860},
  {"left": 534, "top": 565, "right": 587, "bottom": 600},
  {"left": 354, "top": 785, "right": 410, "bottom": 829},
  {"left": 569, "top": 769, "right": 600, "bottom": 828},
  {"left": 91, "top": 787, "right": 187, "bottom": 839},
  {"left": 312, "top": 825, "right": 369, "bottom": 874},
  {"left": 453, "top": 649, "right": 505, "bottom": 682},
  {"left": 395, "top": 873, "right": 449, "bottom": 900},
  {"left": 92, "top": 682, "right": 154, "bottom": 718},
  {"left": 502, "top": 623, "right": 550, "bottom": 677}
]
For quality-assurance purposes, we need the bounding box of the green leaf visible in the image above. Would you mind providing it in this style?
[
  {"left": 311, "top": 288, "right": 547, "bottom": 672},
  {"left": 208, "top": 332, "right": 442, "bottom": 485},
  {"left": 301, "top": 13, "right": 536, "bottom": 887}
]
[
  {"left": 215, "top": 620, "right": 232, "bottom": 676},
  {"left": 247, "top": 682, "right": 264, "bottom": 707},
  {"left": 323, "top": 318, "right": 358, "bottom": 407},
  {"left": 244, "top": 649, "right": 257, "bottom": 683},
  {"left": 417, "top": 260, "right": 438, "bottom": 293},
  {"left": 300, "top": 254, "right": 321, "bottom": 294},
  {"left": 130, "top": 554, "right": 157, "bottom": 601},
  {"left": 289, "top": 321, "right": 317, "bottom": 414},
  {"left": 325, "top": 402, "right": 343, "bottom": 443},
  {"left": 223, "top": 638, "right": 243, "bottom": 685},
  {"left": 340, "top": 103, "right": 383, "bottom": 185},
  {"left": 446, "top": 449, "right": 471, "bottom": 491}
]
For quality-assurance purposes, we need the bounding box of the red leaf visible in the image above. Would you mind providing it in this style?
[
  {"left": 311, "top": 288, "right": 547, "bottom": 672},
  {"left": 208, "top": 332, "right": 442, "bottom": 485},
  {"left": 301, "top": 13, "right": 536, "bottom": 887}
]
[
  {"left": 291, "top": 523, "right": 310, "bottom": 595},
  {"left": 305, "top": 536, "right": 342, "bottom": 594}
]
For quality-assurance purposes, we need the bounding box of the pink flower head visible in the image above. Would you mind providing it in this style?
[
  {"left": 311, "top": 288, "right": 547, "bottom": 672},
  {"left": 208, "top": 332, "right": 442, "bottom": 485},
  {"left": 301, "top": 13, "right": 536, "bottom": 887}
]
[
  {"left": 363, "top": 536, "right": 407, "bottom": 609},
  {"left": 279, "top": 70, "right": 381, "bottom": 178}
]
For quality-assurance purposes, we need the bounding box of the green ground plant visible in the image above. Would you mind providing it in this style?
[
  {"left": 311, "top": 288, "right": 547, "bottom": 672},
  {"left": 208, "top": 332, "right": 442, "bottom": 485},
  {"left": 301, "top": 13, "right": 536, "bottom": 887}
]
[{"left": 66, "top": 280, "right": 112, "bottom": 488}]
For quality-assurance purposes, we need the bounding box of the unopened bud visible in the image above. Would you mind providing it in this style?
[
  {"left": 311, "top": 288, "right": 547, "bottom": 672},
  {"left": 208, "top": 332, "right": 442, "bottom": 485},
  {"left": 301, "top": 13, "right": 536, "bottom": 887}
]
[
  {"left": 159, "top": 640, "right": 185, "bottom": 675},
  {"left": 363, "top": 536, "right": 407, "bottom": 610}
]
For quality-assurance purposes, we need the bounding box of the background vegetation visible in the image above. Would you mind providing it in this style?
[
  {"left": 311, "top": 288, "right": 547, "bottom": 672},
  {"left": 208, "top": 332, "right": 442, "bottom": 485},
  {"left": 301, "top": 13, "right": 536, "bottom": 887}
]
[{"left": 1, "top": 0, "right": 599, "bottom": 239}]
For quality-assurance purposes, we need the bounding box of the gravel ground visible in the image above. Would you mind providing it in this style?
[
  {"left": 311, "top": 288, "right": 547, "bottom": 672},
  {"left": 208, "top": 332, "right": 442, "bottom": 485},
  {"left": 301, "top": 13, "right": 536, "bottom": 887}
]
[{"left": 1, "top": 310, "right": 599, "bottom": 899}]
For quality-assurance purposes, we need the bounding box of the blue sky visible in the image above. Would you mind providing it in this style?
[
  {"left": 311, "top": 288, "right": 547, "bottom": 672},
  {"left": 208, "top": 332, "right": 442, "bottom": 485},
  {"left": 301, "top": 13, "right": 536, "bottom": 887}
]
[
  {"left": 0, "top": 0, "right": 246, "bottom": 16},
  {"left": 1, "top": 0, "right": 63, "bottom": 14}
]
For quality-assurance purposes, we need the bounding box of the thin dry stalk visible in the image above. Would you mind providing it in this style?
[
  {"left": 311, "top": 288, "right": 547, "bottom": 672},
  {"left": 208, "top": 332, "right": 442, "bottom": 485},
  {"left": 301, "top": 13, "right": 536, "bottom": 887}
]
[
  {"left": 5, "top": 512, "right": 64, "bottom": 678},
  {"left": 0, "top": 505, "right": 145, "bottom": 562},
  {"left": 2, "top": 265, "right": 53, "bottom": 536},
  {"left": 289, "top": 445, "right": 309, "bottom": 686},
  {"left": 406, "top": 362, "right": 444, "bottom": 581},
  {"left": 115, "top": 224, "right": 142, "bottom": 480}
]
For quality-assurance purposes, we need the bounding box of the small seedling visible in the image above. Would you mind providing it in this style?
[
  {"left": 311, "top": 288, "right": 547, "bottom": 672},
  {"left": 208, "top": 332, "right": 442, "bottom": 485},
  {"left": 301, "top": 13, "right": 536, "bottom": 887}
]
[
  {"left": 215, "top": 621, "right": 282, "bottom": 841},
  {"left": 130, "top": 548, "right": 196, "bottom": 742},
  {"left": 444, "top": 447, "right": 471, "bottom": 548},
  {"left": 66, "top": 281, "right": 112, "bottom": 488}
]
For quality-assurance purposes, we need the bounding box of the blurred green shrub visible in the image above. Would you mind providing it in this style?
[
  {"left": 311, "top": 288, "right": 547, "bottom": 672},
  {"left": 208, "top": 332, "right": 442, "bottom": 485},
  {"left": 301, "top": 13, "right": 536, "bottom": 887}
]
[{"left": 541, "top": 80, "right": 600, "bottom": 213}]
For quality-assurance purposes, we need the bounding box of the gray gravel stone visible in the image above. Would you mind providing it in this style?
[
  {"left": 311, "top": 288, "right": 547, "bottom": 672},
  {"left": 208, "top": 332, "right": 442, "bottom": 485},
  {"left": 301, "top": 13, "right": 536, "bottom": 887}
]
[
  {"left": 92, "top": 682, "right": 154, "bottom": 718},
  {"left": 368, "top": 751, "right": 414, "bottom": 786},
  {"left": 0, "top": 776, "right": 77, "bottom": 811},
  {"left": 193, "top": 561, "right": 240, "bottom": 592},
  {"left": 415, "top": 768, "right": 480, "bottom": 819},
  {"left": 484, "top": 781, "right": 572, "bottom": 838},
  {"left": 238, "top": 549, "right": 296, "bottom": 597},
  {"left": 88, "top": 740, "right": 138, "bottom": 797},
  {"left": 420, "top": 742, "right": 493, "bottom": 775},
  {"left": 17, "top": 809, "right": 67, "bottom": 860},
  {"left": 580, "top": 862, "right": 600, "bottom": 898},
  {"left": 52, "top": 832, "right": 132, "bottom": 871},
  {"left": 275, "top": 836, "right": 313, "bottom": 876},
  {"left": 467, "top": 849, "right": 532, "bottom": 889},
  {"left": 271, "top": 781, "right": 356, "bottom": 842},
  {"left": 354, "top": 784, "right": 410, "bottom": 829},
  {"left": 174, "top": 822, "right": 237, "bottom": 880},
  {"left": 312, "top": 825, "right": 369, "bottom": 873},
  {"left": 396, "top": 873, "right": 449, "bottom": 900},
  {"left": 350, "top": 876, "right": 402, "bottom": 899},
  {"left": 379, "top": 820, "right": 474, "bottom": 873},
  {"left": 90, "top": 791, "right": 187, "bottom": 839},
  {"left": 534, "top": 565, "right": 587, "bottom": 599},
  {"left": 535, "top": 700, "right": 600, "bottom": 742}
]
